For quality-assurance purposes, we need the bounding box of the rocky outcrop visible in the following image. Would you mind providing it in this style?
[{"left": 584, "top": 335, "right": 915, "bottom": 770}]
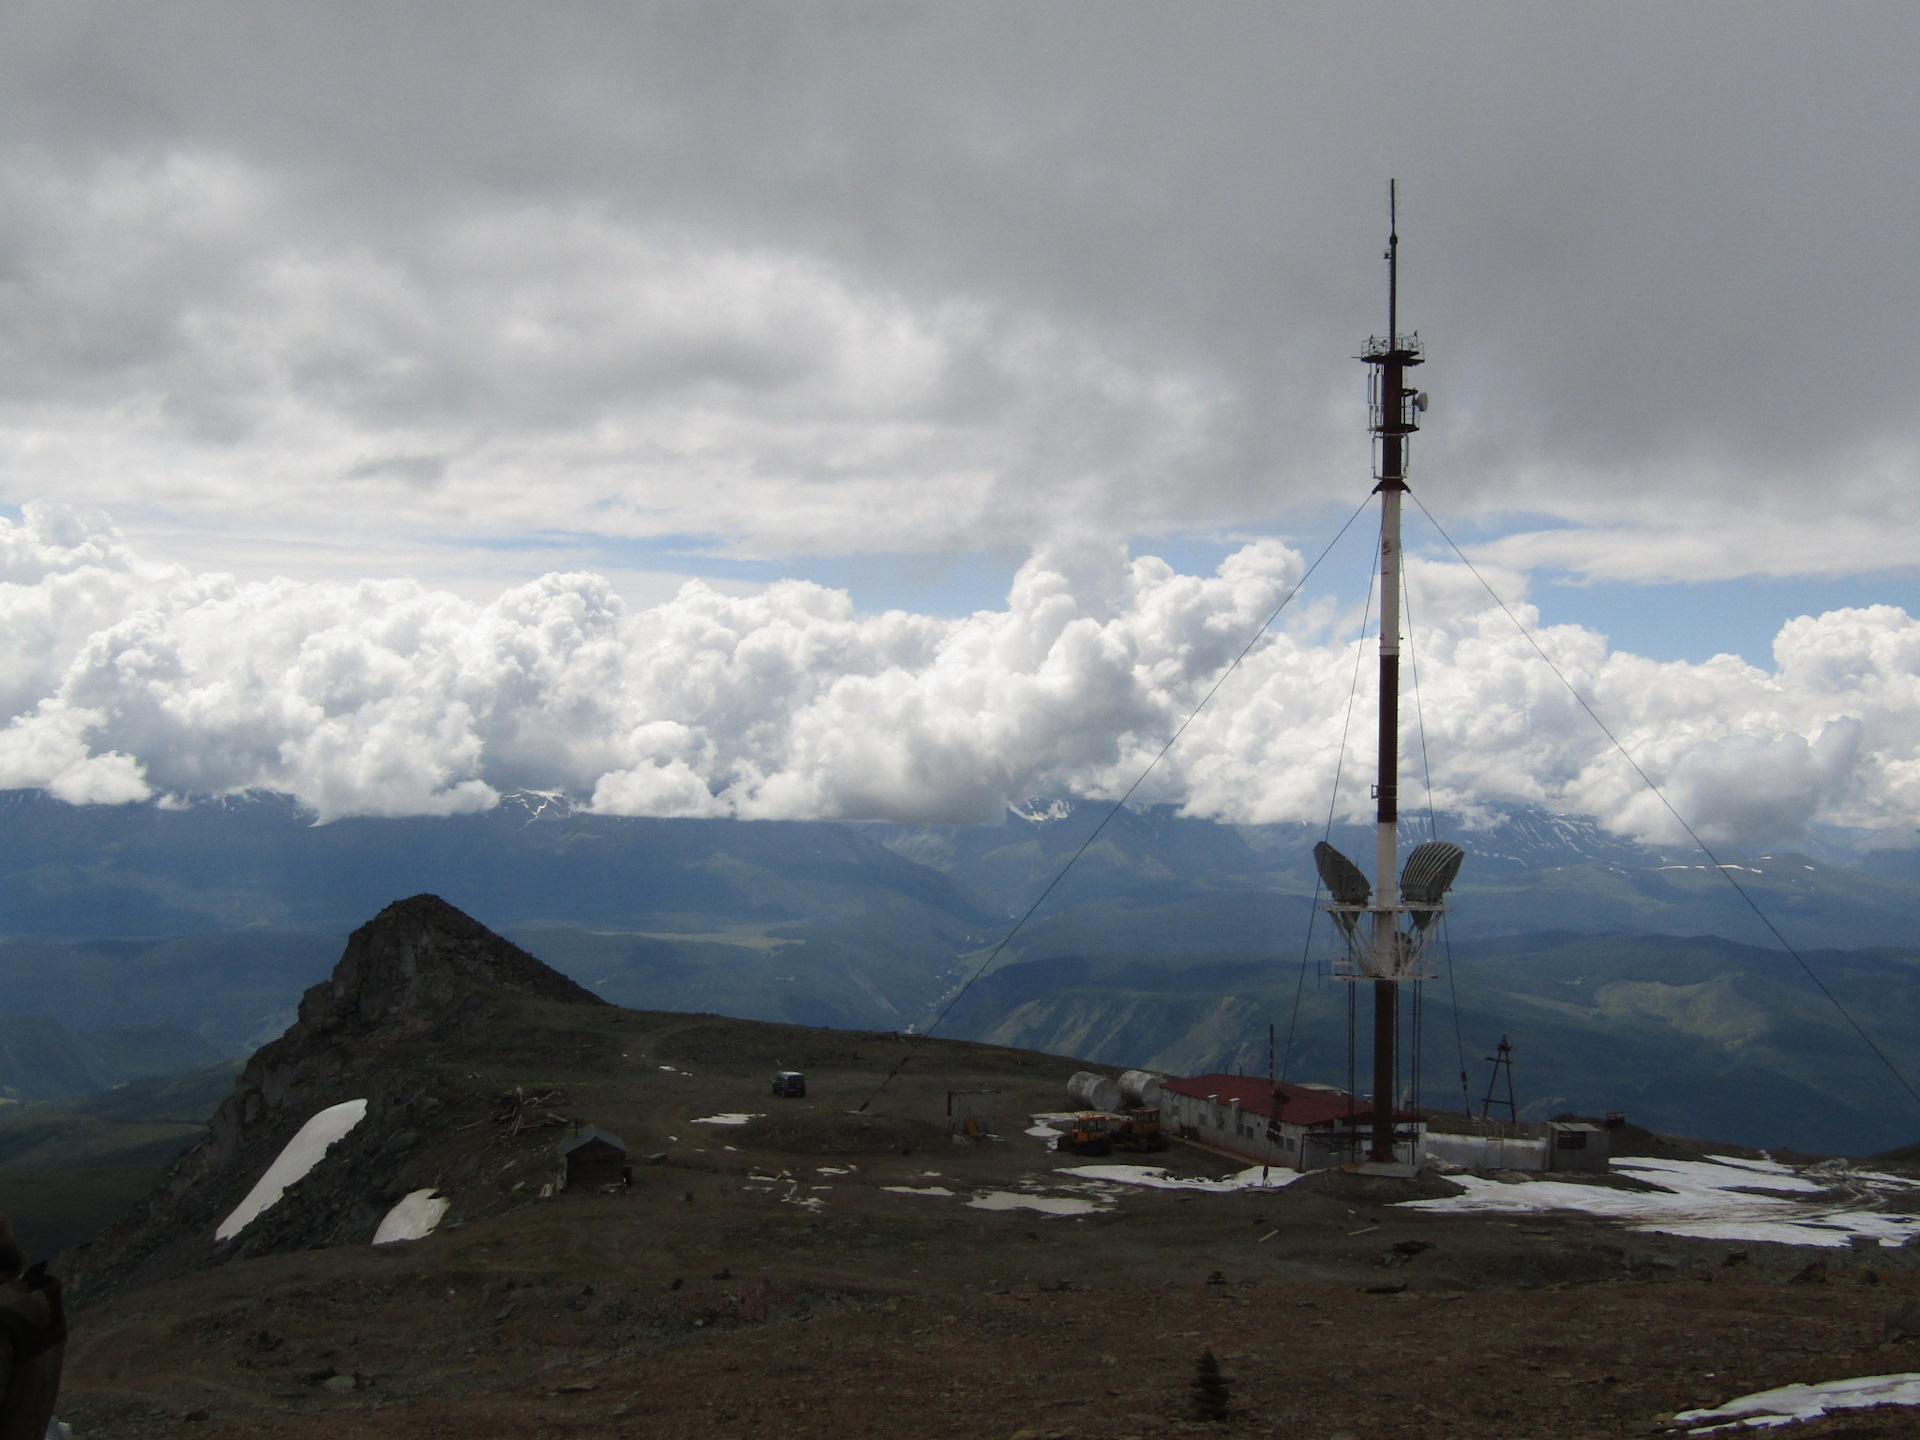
[
  {"left": 297, "top": 892, "right": 604, "bottom": 1039},
  {"left": 64, "top": 895, "right": 608, "bottom": 1306}
]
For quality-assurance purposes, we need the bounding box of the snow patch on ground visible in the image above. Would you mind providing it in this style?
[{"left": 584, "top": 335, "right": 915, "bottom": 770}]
[
  {"left": 216, "top": 1099, "right": 368, "bottom": 1242},
  {"left": 1675, "top": 1372, "right": 1920, "bottom": 1431},
  {"left": 966, "top": 1190, "right": 1104, "bottom": 1216},
  {"left": 1401, "top": 1156, "right": 1920, "bottom": 1247},
  {"left": 745, "top": 1169, "right": 826, "bottom": 1210},
  {"left": 881, "top": 1156, "right": 1299, "bottom": 1219},
  {"left": 372, "top": 1189, "right": 449, "bottom": 1245},
  {"left": 1026, "top": 1111, "right": 1079, "bottom": 1140},
  {"left": 691, "top": 1112, "right": 760, "bottom": 1125},
  {"left": 1058, "top": 1163, "right": 1304, "bottom": 1192}
]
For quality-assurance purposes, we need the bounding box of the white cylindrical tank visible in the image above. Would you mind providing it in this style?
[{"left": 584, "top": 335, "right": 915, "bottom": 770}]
[
  {"left": 1067, "top": 1071, "right": 1123, "bottom": 1112},
  {"left": 1118, "top": 1070, "right": 1168, "bottom": 1108}
]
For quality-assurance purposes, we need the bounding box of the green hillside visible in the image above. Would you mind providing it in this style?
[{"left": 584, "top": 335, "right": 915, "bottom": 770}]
[
  {"left": 2, "top": 791, "right": 1918, "bottom": 1154},
  {"left": 938, "top": 933, "right": 1920, "bottom": 1156},
  {"left": 0, "top": 1016, "right": 228, "bottom": 1102},
  {"left": 0, "top": 1060, "right": 243, "bottom": 1256}
]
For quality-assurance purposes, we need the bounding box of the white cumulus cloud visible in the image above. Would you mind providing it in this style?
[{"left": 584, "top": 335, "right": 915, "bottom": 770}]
[{"left": 1, "top": 506, "right": 1919, "bottom": 848}]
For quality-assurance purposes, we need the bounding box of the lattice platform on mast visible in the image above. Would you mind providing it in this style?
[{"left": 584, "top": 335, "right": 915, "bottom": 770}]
[{"left": 1322, "top": 901, "right": 1445, "bottom": 982}]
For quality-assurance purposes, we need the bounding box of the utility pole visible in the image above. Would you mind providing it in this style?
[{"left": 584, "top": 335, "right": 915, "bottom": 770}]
[
  {"left": 1481, "top": 1035, "right": 1518, "bottom": 1123},
  {"left": 1263, "top": 1021, "right": 1275, "bottom": 1186}
]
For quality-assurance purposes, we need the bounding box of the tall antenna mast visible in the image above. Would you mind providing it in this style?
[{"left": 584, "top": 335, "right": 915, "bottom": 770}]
[
  {"left": 1313, "top": 181, "right": 1464, "bottom": 1169},
  {"left": 1387, "top": 181, "right": 1398, "bottom": 352},
  {"left": 1368, "top": 178, "right": 1413, "bottom": 1166}
]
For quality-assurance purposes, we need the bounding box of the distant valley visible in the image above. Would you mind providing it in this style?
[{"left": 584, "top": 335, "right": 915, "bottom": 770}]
[
  {"left": 1, "top": 788, "right": 1918, "bottom": 1154},
  {"left": 0, "top": 1015, "right": 225, "bottom": 1103}
]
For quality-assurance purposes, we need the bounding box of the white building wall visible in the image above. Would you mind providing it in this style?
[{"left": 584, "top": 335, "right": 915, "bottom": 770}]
[
  {"left": 1165, "top": 1089, "right": 1425, "bottom": 1170},
  {"left": 1421, "top": 1132, "right": 1549, "bottom": 1172},
  {"left": 1163, "top": 1091, "right": 1309, "bottom": 1169}
]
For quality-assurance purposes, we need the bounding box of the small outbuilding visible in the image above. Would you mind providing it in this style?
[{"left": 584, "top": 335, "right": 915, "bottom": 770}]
[
  {"left": 561, "top": 1125, "right": 629, "bottom": 1190},
  {"left": 1546, "top": 1120, "right": 1609, "bottom": 1173},
  {"left": 1420, "top": 1116, "right": 1612, "bottom": 1173}
]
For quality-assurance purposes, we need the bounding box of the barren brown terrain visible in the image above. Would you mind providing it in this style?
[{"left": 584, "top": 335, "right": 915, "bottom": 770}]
[{"left": 41, "top": 898, "right": 1920, "bottom": 1438}]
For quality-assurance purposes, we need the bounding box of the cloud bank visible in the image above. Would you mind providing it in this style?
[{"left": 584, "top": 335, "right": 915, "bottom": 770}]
[{"left": 3, "top": 507, "right": 1917, "bottom": 849}]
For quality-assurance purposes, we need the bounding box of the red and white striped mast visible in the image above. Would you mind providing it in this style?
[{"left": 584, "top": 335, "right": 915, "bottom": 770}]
[
  {"left": 1315, "top": 182, "right": 1462, "bottom": 1168},
  {"left": 1365, "top": 183, "right": 1417, "bottom": 1164}
]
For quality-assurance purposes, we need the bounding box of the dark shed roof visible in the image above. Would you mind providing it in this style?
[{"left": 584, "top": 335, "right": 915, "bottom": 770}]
[{"left": 561, "top": 1125, "right": 627, "bottom": 1155}]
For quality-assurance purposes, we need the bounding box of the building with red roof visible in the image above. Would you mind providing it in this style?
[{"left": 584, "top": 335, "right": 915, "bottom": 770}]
[{"left": 1158, "top": 1073, "right": 1426, "bottom": 1170}]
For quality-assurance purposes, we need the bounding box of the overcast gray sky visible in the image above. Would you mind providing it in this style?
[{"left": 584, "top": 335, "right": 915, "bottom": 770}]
[
  {"left": 1, "top": 3, "right": 1918, "bottom": 839},
  {"left": 4, "top": 3, "right": 1917, "bottom": 589}
]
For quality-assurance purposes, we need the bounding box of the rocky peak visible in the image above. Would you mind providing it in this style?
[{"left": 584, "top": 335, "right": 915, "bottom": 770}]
[
  {"left": 64, "top": 895, "right": 609, "bottom": 1305},
  {"left": 297, "top": 893, "right": 605, "bottom": 1038}
]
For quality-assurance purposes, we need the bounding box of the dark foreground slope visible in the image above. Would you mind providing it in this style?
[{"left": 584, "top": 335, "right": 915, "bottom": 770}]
[
  {"left": 46, "top": 897, "right": 1920, "bottom": 1439},
  {"left": 64, "top": 1236, "right": 1919, "bottom": 1440}
]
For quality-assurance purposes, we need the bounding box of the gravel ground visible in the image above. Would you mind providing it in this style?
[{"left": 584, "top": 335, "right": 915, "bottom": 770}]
[{"left": 50, "top": 953, "right": 1920, "bottom": 1438}]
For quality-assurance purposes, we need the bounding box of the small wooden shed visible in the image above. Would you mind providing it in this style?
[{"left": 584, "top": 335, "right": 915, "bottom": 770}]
[
  {"left": 1546, "top": 1121, "right": 1609, "bottom": 1173},
  {"left": 561, "top": 1125, "right": 629, "bottom": 1189}
]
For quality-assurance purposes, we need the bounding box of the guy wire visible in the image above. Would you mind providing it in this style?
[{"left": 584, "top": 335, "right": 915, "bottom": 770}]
[
  {"left": 1409, "top": 491, "right": 1920, "bottom": 1113},
  {"left": 859, "top": 495, "right": 1376, "bottom": 1112},
  {"left": 1282, "top": 550, "right": 1378, "bottom": 1083},
  {"left": 1402, "top": 554, "right": 1471, "bottom": 1112}
]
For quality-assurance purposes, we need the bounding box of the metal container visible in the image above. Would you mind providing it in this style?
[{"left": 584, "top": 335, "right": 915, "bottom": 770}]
[
  {"left": 1118, "top": 1070, "right": 1168, "bottom": 1108},
  {"left": 1067, "top": 1070, "right": 1122, "bottom": 1112}
]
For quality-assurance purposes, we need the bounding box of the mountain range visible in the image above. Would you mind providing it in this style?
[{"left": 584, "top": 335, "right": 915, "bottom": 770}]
[{"left": 0, "top": 787, "right": 1917, "bottom": 1152}]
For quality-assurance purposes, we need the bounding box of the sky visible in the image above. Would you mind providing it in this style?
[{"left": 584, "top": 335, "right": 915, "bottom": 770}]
[{"left": 3, "top": 3, "right": 1920, "bottom": 846}]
